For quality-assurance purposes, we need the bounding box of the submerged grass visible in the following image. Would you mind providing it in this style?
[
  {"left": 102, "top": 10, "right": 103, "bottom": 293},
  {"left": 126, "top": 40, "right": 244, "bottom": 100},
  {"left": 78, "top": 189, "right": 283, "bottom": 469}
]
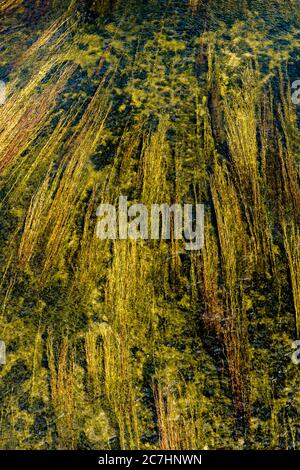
[{"left": 0, "top": 0, "right": 299, "bottom": 450}]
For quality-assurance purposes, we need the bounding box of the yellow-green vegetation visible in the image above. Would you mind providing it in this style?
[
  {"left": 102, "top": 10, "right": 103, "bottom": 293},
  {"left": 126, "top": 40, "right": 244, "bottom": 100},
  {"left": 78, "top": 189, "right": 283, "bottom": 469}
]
[{"left": 0, "top": 0, "right": 300, "bottom": 450}]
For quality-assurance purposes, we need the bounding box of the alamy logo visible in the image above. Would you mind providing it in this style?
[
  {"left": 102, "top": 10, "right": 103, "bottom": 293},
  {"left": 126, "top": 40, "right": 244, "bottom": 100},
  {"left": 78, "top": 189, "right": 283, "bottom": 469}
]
[
  {"left": 0, "top": 341, "right": 6, "bottom": 365},
  {"left": 96, "top": 196, "right": 205, "bottom": 251},
  {"left": 291, "top": 80, "right": 300, "bottom": 105},
  {"left": 291, "top": 340, "right": 300, "bottom": 365},
  {"left": 0, "top": 81, "right": 6, "bottom": 105},
  {"left": 288, "top": 80, "right": 300, "bottom": 164}
]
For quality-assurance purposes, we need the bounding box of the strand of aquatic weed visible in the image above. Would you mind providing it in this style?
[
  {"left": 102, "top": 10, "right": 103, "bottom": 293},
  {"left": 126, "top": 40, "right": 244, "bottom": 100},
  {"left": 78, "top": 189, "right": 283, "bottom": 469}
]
[
  {"left": 138, "top": 117, "right": 188, "bottom": 276},
  {"left": 210, "top": 161, "right": 251, "bottom": 421},
  {"left": 0, "top": 10, "right": 78, "bottom": 176},
  {"left": 46, "top": 332, "right": 77, "bottom": 449},
  {"left": 282, "top": 221, "right": 300, "bottom": 337},
  {"left": 12, "top": 13, "right": 76, "bottom": 70},
  {"left": 277, "top": 72, "right": 300, "bottom": 220},
  {"left": 102, "top": 241, "right": 159, "bottom": 449},
  {"left": 276, "top": 73, "right": 300, "bottom": 335},
  {"left": 0, "top": 0, "right": 23, "bottom": 14},
  {"left": 2, "top": 104, "right": 80, "bottom": 210},
  {"left": 40, "top": 70, "right": 115, "bottom": 278},
  {"left": 19, "top": 169, "right": 56, "bottom": 269},
  {"left": 85, "top": 328, "right": 102, "bottom": 400},
  {"left": 154, "top": 381, "right": 206, "bottom": 450},
  {"left": 0, "top": 62, "right": 76, "bottom": 176},
  {"left": 223, "top": 72, "right": 275, "bottom": 270},
  {"left": 12, "top": 16, "right": 122, "bottom": 276},
  {"left": 140, "top": 118, "right": 171, "bottom": 206},
  {"left": 17, "top": 111, "right": 80, "bottom": 269},
  {"left": 72, "top": 185, "right": 110, "bottom": 291}
]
